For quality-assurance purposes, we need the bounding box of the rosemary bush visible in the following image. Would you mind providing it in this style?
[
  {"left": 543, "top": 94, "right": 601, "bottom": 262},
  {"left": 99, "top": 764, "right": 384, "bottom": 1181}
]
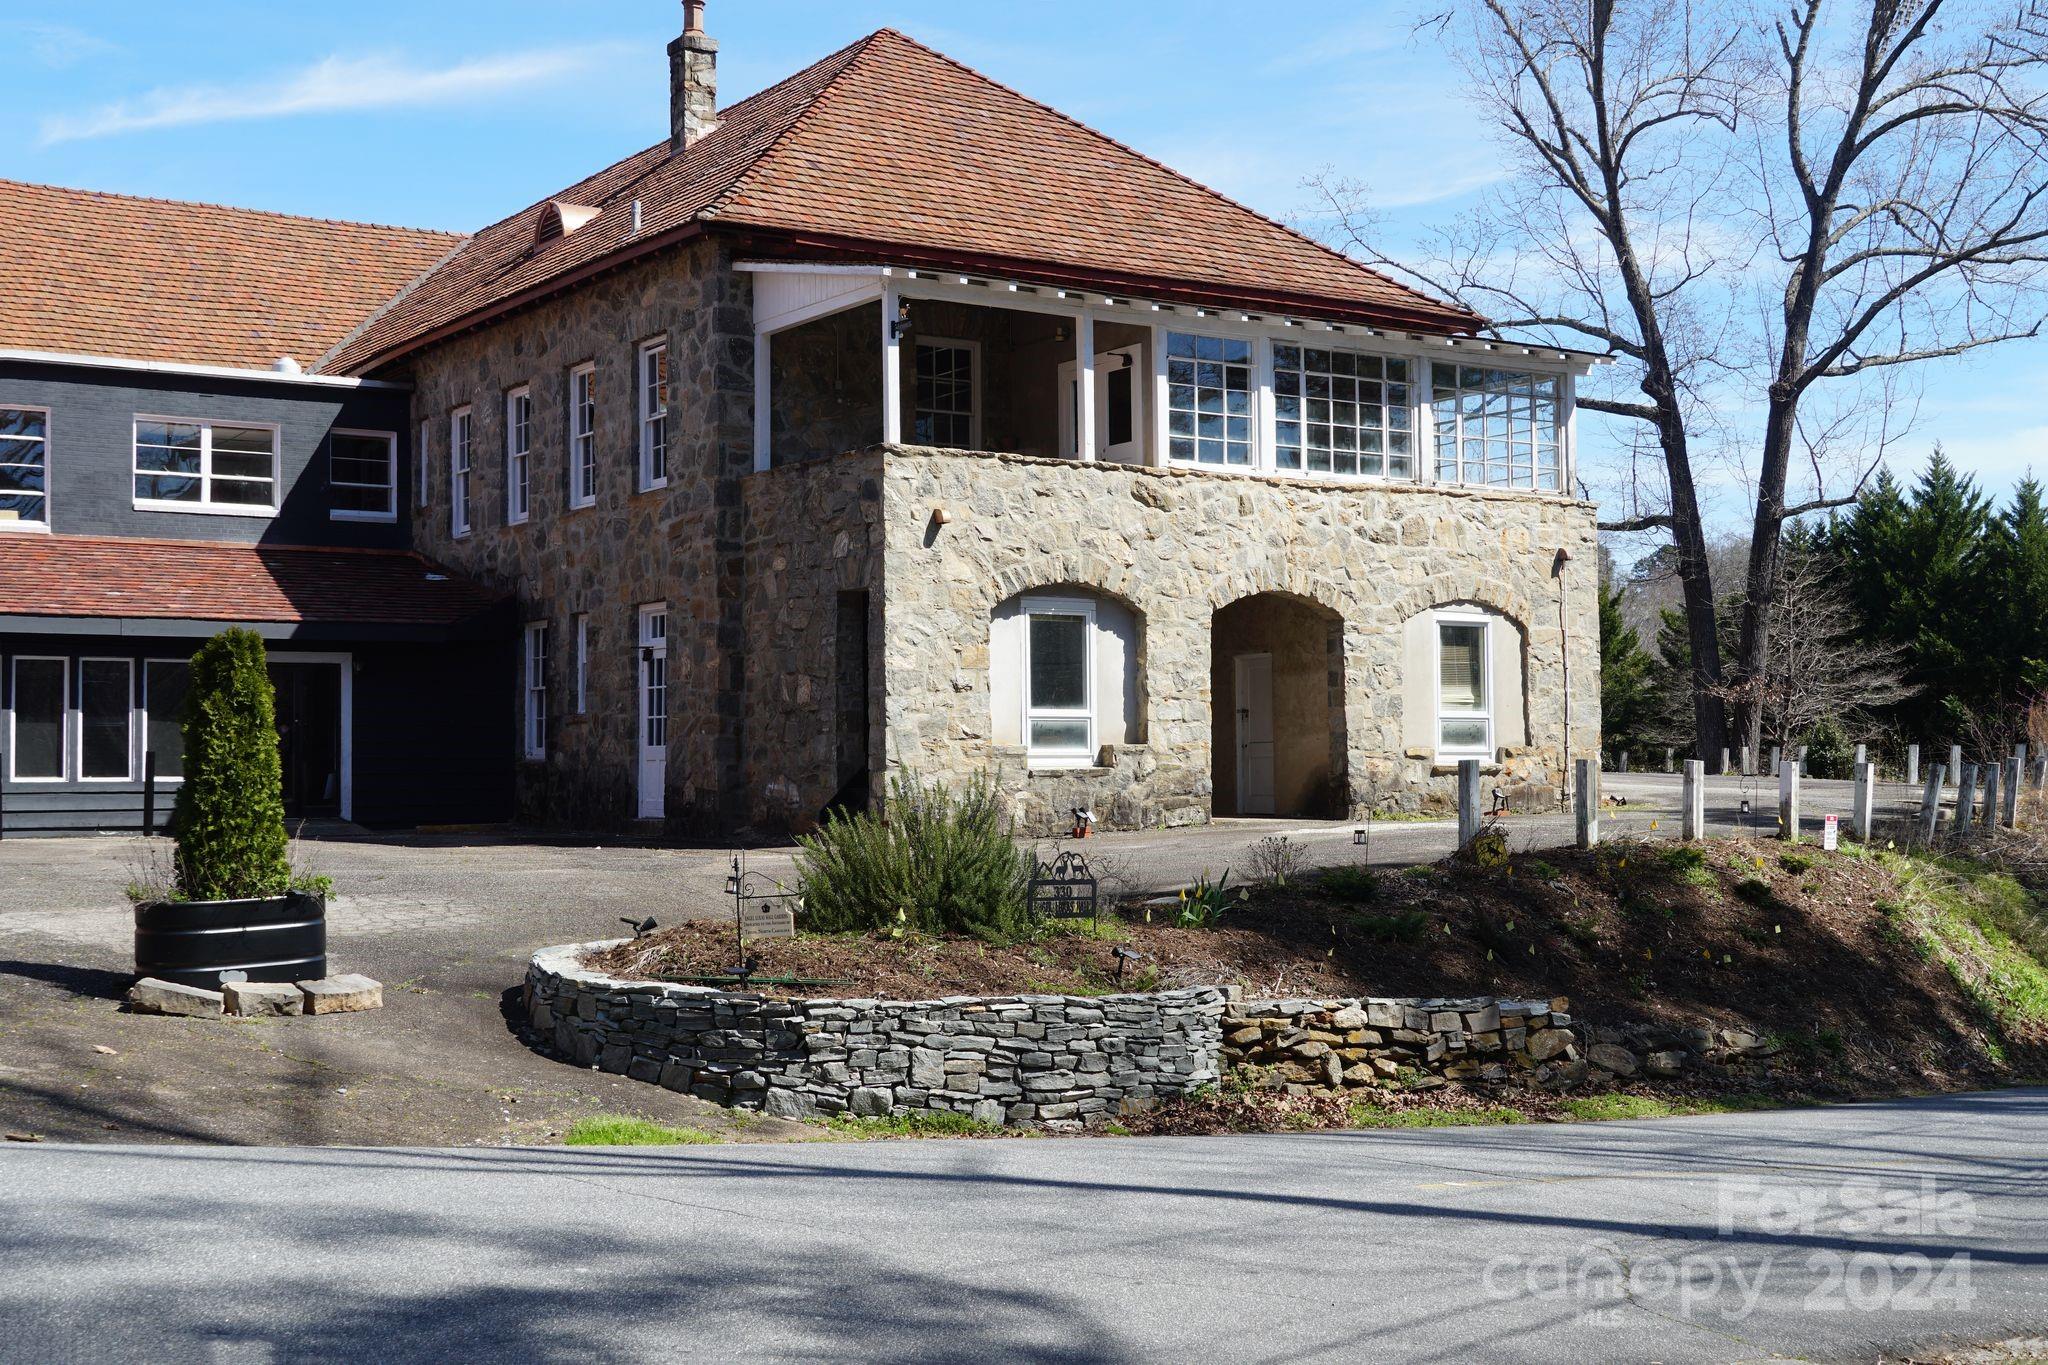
[{"left": 796, "top": 772, "right": 1033, "bottom": 941}]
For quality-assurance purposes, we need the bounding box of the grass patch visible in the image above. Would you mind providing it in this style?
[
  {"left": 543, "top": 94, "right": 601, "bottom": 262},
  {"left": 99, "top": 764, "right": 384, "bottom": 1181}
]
[
  {"left": 1521, "top": 858, "right": 1563, "bottom": 883},
  {"left": 563, "top": 1115, "right": 721, "bottom": 1146},
  {"left": 1039, "top": 915, "right": 1132, "bottom": 943},
  {"left": 1885, "top": 852, "right": 2048, "bottom": 1037},
  {"left": 825, "top": 1109, "right": 999, "bottom": 1139},
  {"left": 1560, "top": 1093, "right": 1784, "bottom": 1122},
  {"left": 1346, "top": 1102, "right": 1529, "bottom": 1128},
  {"left": 1779, "top": 853, "right": 1816, "bottom": 875},
  {"left": 1661, "top": 845, "right": 1717, "bottom": 891}
]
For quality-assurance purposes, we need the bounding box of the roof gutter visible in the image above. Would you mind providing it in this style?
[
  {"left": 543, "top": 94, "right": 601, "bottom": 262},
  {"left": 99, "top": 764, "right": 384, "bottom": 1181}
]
[
  {"left": 328, "top": 222, "right": 711, "bottom": 376},
  {"left": 0, "top": 348, "right": 408, "bottom": 390}
]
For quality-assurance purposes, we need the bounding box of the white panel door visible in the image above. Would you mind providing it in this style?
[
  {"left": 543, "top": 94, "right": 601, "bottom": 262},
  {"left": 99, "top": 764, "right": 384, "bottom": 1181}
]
[
  {"left": 1235, "top": 652, "right": 1276, "bottom": 816},
  {"left": 637, "top": 606, "right": 668, "bottom": 820},
  {"left": 1058, "top": 346, "right": 1147, "bottom": 463}
]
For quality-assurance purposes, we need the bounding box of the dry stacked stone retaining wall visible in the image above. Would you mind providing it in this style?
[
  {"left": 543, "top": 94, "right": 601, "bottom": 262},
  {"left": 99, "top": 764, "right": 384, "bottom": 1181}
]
[{"left": 525, "top": 943, "right": 1223, "bottom": 1130}]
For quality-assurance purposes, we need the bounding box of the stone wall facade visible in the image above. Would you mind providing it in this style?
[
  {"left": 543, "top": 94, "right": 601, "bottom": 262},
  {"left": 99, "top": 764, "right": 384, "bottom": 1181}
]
[
  {"left": 400, "top": 237, "right": 1600, "bottom": 838},
  {"left": 525, "top": 942, "right": 1223, "bottom": 1130},
  {"left": 878, "top": 447, "right": 1601, "bottom": 834}
]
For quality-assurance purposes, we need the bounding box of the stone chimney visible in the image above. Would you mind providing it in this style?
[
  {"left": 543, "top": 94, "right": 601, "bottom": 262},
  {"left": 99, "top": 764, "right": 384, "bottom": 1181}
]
[{"left": 668, "top": 0, "right": 718, "bottom": 154}]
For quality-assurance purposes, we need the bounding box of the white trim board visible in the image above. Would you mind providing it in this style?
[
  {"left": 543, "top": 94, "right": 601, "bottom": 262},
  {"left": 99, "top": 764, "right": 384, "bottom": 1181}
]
[{"left": 0, "top": 348, "right": 409, "bottom": 390}]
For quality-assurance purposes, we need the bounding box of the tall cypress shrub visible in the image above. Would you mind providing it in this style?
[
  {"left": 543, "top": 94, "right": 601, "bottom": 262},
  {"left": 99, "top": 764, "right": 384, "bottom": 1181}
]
[{"left": 171, "top": 628, "right": 290, "bottom": 901}]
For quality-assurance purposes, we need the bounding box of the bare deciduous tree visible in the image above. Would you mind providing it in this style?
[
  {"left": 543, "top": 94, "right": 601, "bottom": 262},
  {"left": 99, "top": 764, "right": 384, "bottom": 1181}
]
[
  {"left": 1729, "top": 0, "right": 2048, "bottom": 753},
  {"left": 1315, "top": 0, "right": 2048, "bottom": 765}
]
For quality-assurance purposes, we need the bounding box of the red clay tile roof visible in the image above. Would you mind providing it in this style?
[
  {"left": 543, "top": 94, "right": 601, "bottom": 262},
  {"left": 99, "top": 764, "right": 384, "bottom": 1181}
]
[
  {"left": 0, "top": 179, "right": 464, "bottom": 372},
  {"left": 0, "top": 535, "right": 505, "bottom": 628},
  {"left": 324, "top": 29, "right": 1476, "bottom": 374}
]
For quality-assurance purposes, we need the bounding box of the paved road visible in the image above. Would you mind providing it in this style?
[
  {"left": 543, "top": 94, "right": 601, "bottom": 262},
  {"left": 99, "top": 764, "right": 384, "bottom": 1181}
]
[{"left": 4, "top": 1090, "right": 2043, "bottom": 1363}]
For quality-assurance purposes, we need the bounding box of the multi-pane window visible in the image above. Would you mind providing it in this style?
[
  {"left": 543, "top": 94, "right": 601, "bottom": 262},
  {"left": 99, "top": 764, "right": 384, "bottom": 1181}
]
[
  {"left": 0, "top": 407, "right": 49, "bottom": 528},
  {"left": 144, "top": 660, "right": 191, "bottom": 780},
  {"left": 1274, "top": 346, "right": 1414, "bottom": 478},
  {"left": 913, "top": 341, "right": 977, "bottom": 447},
  {"left": 640, "top": 607, "right": 668, "bottom": 751},
  {"left": 1165, "top": 333, "right": 1253, "bottom": 467},
  {"left": 1023, "top": 596, "right": 1094, "bottom": 765},
  {"left": 1432, "top": 365, "right": 1563, "bottom": 490},
  {"left": 638, "top": 341, "right": 668, "bottom": 490},
  {"left": 79, "top": 658, "right": 132, "bottom": 780},
  {"left": 1437, "top": 616, "right": 1492, "bottom": 757},
  {"left": 133, "top": 418, "right": 278, "bottom": 511},
  {"left": 523, "top": 622, "right": 548, "bottom": 759},
  {"left": 449, "top": 408, "right": 472, "bottom": 536},
  {"left": 330, "top": 430, "right": 397, "bottom": 521},
  {"left": 505, "top": 388, "right": 531, "bottom": 524},
  {"left": 10, "top": 657, "right": 66, "bottom": 779},
  {"left": 568, "top": 364, "right": 597, "bottom": 507}
]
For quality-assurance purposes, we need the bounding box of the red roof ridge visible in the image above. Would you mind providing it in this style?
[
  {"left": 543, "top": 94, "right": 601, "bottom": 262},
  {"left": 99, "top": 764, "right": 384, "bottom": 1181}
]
[
  {"left": 803, "top": 30, "right": 1470, "bottom": 327},
  {"left": 0, "top": 176, "right": 465, "bottom": 244}
]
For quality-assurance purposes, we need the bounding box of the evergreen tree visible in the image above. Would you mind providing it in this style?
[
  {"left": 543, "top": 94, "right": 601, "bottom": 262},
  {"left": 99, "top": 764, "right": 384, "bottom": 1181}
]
[
  {"left": 1599, "top": 580, "right": 1658, "bottom": 758},
  {"left": 170, "top": 628, "right": 291, "bottom": 902},
  {"left": 1982, "top": 476, "right": 2048, "bottom": 721}
]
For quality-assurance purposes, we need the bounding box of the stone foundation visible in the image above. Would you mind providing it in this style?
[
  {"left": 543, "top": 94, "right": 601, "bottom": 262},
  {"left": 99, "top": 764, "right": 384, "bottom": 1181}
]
[{"left": 524, "top": 942, "right": 1222, "bottom": 1130}]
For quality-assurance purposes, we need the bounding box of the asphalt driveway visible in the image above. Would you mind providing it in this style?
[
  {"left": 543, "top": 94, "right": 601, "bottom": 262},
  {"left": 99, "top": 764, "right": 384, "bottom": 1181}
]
[{"left": 3, "top": 1089, "right": 2043, "bottom": 1362}]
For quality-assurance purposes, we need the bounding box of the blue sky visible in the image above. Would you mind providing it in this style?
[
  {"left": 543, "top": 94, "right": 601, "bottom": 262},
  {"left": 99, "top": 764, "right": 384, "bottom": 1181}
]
[{"left": 5, "top": 1, "right": 2041, "bottom": 527}]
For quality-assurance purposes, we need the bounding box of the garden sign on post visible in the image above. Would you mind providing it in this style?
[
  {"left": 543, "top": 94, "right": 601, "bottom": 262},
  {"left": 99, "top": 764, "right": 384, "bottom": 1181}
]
[{"left": 1029, "top": 850, "right": 1098, "bottom": 924}]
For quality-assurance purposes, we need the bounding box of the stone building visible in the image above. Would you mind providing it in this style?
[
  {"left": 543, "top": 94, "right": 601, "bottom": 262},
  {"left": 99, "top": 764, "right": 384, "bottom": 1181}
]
[{"left": 319, "top": 6, "right": 1606, "bottom": 836}]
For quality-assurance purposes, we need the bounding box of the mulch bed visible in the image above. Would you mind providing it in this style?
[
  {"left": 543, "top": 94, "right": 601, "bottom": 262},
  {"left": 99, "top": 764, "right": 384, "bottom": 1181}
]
[{"left": 585, "top": 837, "right": 2035, "bottom": 1096}]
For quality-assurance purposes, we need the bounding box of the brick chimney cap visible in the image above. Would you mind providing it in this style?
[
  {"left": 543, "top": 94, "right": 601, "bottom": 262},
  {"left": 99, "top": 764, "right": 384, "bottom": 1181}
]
[{"left": 683, "top": 0, "right": 707, "bottom": 34}]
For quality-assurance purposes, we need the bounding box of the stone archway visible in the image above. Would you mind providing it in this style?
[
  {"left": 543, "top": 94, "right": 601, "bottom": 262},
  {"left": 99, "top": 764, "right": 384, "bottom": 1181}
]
[{"left": 1211, "top": 592, "right": 1346, "bottom": 819}]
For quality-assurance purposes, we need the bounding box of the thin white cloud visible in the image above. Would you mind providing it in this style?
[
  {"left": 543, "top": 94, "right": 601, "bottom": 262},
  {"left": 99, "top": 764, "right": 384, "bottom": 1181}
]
[
  {"left": 7, "top": 22, "right": 117, "bottom": 69},
  {"left": 39, "top": 45, "right": 632, "bottom": 145}
]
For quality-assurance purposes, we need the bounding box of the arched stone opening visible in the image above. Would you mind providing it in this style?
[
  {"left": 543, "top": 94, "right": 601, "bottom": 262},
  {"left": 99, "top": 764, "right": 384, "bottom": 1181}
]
[{"left": 1211, "top": 592, "right": 1347, "bottom": 818}]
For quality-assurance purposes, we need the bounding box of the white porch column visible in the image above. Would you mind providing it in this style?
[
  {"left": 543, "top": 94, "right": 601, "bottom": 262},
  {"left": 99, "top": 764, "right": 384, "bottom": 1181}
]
[
  {"left": 1149, "top": 320, "right": 1171, "bottom": 467},
  {"left": 1076, "top": 310, "right": 1097, "bottom": 461},
  {"left": 881, "top": 283, "right": 903, "bottom": 444},
  {"left": 752, "top": 331, "right": 772, "bottom": 473}
]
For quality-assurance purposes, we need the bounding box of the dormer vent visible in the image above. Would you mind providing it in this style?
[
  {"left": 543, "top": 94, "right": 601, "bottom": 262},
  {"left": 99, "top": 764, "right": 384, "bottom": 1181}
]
[{"left": 535, "top": 201, "right": 602, "bottom": 245}]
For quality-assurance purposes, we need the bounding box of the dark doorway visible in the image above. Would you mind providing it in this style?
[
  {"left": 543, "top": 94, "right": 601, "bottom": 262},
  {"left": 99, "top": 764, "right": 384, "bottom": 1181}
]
[
  {"left": 826, "top": 590, "right": 872, "bottom": 817},
  {"left": 269, "top": 661, "right": 343, "bottom": 819}
]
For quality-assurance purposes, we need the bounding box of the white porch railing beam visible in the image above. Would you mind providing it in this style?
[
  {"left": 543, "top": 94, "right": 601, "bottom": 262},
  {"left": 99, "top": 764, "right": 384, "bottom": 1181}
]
[
  {"left": 880, "top": 283, "right": 903, "bottom": 445},
  {"left": 1076, "top": 310, "right": 1097, "bottom": 462}
]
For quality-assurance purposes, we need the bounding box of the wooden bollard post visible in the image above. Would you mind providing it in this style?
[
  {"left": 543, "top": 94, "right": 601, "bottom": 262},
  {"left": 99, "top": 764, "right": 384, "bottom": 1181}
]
[
  {"left": 1906, "top": 744, "right": 1920, "bottom": 788},
  {"left": 1664, "top": 747, "right": 1675, "bottom": 774},
  {"left": 1682, "top": 760, "right": 1705, "bottom": 841},
  {"left": 2002, "top": 757, "right": 2021, "bottom": 828},
  {"left": 1920, "top": 764, "right": 1945, "bottom": 845},
  {"left": 1770, "top": 745, "right": 1783, "bottom": 776},
  {"left": 1779, "top": 761, "right": 1802, "bottom": 843},
  {"left": 1575, "top": 758, "right": 1599, "bottom": 850},
  {"left": 1956, "top": 764, "right": 1979, "bottom": 838},
  {"left": 1949, "top": 745, "right": 1963, "bottom": 788},
  {"left": 1982, "top": 761, "right": 2002, "bottom": 835},
  {"left": 1457, "top": 759, "right": 1481, "bottom": 852},
  {"left": 1853, "top": 743, "right": 1868, "bottom": 776}
]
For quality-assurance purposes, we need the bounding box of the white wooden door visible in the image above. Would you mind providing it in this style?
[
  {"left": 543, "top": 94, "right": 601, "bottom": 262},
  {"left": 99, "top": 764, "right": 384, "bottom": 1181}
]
[
  {"left": 1058, "top": 346, "right": 1147, "bottom": 463},
  {"left": 1235, "top": 652, "right": 1276, "bottom": 816},
  {"left": 637, "top": 606, "right": 668, "bottom": 820}
]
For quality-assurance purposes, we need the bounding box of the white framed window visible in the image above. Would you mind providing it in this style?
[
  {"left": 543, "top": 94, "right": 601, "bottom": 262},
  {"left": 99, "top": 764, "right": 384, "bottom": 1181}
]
[
  {"left": 1165, "top": 332, "right": 1254, "bottom": 467},
  {"left": 143, "top": 659, "right": 191, "bottom": 782},
  {"left": 449, "top": 408, "right": 472, "bottom": 537},
  {"left": 0, "top": 406, "right": 50, "bottom": 530},
  {"left": 417, "top": 417, "right": 431, "bottom": 508},
  {"left": 9, "top": 656, "right": 67, "bottom": 781},
  {"left": 78, "top": 657, "right": 133, "bottom": 781},
  {"left": 505, "top": 387, "right": 531, "bottom": 525},
  {"left": 1020, "top": 594, "right": 1096, "bottom": 767},
  {"left": 573, "top": 613, "right": 589, "bottom": 713},
  {"left": 133, "top": 417, "right": 279, "bottom": 514},
  {"left": 1435, "top": 612, "right": 1493, "bottom": 759},
  {"left": 639, "top": 604, "right": 668, "bottom": 748},
  {"left": 1431, "top": 364, "right": 1564, "bottom": 491},
  {"left": 568, "top": 363, "right": 597, "bottom": 508},
  {"left": 637, "top": 341, "right": 668, "bottom": 491},
  {"left": 913, "top": 338, "right": 980, "bottom": 447},
  {"left": 330, "top": 429, "right": 398, "bottom": 522},
  {"left": 523, "top": 622, "right": 548, "bottom": 759},
  {"left": 1273, "top": 344, "right": 1415, "bottom": 479}
]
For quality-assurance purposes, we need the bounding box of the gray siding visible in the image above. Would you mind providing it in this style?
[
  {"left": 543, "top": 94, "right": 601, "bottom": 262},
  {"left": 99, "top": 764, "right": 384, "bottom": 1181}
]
[{"left": 0, "top": 359, "right": 414, "bottom": 545}]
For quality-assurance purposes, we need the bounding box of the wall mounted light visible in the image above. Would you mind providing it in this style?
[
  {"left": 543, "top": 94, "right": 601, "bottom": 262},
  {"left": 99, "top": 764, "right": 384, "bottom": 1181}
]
[
  {"left": 931, "top": 506, "right": 952, "bottom": 525},
  {"left": 892, "top": 298, "right": 913, "bottom": 338}
]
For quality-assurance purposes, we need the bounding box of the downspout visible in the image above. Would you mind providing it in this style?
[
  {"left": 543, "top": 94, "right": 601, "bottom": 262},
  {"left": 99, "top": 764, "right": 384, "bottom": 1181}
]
[{"left": 1555, "top": 547, "right": 1575, "bottom": 808}]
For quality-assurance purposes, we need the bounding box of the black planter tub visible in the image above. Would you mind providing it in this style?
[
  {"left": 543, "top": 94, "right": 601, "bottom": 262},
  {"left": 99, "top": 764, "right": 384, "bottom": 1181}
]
[{"left": 134, "top": 891, "right": 327, "bottom": 988}]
